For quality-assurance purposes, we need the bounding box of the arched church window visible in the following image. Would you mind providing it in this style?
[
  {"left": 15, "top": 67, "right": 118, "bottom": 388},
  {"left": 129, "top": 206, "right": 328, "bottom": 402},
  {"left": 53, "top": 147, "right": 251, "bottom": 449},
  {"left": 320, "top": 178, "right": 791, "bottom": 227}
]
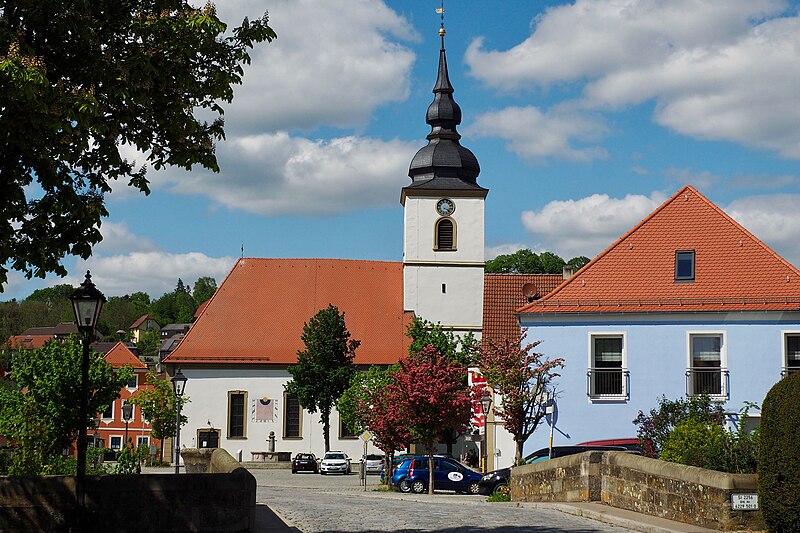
[{"left": 435, "top": 218, "right": 455, "bottom": 251}]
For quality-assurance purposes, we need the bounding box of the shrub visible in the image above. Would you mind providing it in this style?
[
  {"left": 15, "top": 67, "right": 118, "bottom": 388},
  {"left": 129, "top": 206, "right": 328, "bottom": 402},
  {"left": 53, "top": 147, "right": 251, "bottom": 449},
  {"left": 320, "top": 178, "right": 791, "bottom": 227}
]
[
  {"left": 661, "top": 419, "right": 727, "bottom": 470},
  {"left": 759, "top": 373, "right": 800, "bottom": 532},
  {"left": 633, "top": 395, "right": 725, "bottom": 457}
]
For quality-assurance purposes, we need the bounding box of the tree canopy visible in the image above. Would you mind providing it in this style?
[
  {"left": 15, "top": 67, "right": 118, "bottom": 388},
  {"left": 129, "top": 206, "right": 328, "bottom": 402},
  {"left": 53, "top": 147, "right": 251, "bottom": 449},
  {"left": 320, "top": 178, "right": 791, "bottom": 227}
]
[
  {"left": 285, "top": 304, "right": 359, "bottom": 452},
  {"left": 128, "top": 370, "right": 188, "bottom": 462},
  {"left": 478, "top": 330, "right": 564, "bottom": 464},
  {"left": 0, "top": 1, "right": 276, "bottom": 290},
  {"left": 0, "top": 336, "right": 132, "bottom": 474},
  {"left": 485, "top": 249, "right": 590, "bottom": 274}
]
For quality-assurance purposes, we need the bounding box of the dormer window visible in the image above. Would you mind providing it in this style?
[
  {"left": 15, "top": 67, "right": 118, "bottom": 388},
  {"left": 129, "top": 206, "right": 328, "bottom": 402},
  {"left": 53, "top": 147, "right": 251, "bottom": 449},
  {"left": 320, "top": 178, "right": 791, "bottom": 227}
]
[{"left": 675, "top": 250, "right": 695, "bottom": 281}]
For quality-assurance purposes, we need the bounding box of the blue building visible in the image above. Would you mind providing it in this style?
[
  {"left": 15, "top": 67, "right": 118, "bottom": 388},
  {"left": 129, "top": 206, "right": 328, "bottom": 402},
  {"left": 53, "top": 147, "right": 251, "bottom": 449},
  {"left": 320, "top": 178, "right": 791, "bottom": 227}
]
[{"left": 517, "top": 185, "right": 800, "bottom": 453}]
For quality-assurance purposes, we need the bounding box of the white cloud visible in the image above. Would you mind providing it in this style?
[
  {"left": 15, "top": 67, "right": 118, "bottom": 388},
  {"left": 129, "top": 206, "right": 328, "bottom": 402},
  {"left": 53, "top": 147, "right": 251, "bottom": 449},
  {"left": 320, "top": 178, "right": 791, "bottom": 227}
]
[
  {"left": 70, "top": 252, "right": 235, "bottom": 299},
  {"left": 485, "top": 243, "right": 528, "bottom": 260},
  {"left": 521, "top": 192, "right": 667, "bottom": 259},
  {"left": 466, "top": 1, "right": 800, "bottom": 158},
  {"left": 725, "top": 194, "right": 800, "bottom": 268},
  {"left": 212, "top": 0, "right": 417, "bottom": 133},
  {"left": 468, "top": 106, "right": 609, "bottom": 161},
  {"left": 159, "top": 132, "right": 418, "bottom": 216},
  {"left": 95, "top": 222, "right": 159, "bottom": 255}
]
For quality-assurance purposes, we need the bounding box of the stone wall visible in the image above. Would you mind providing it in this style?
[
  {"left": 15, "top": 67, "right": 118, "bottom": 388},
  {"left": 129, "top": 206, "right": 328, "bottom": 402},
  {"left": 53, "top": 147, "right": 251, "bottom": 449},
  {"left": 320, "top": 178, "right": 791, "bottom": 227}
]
[
  {"left": 511, "top": 451, "right": 764, "bottom": 531},
  {"left": 0, "top": 448, "right": 256, "bottom": 532}
]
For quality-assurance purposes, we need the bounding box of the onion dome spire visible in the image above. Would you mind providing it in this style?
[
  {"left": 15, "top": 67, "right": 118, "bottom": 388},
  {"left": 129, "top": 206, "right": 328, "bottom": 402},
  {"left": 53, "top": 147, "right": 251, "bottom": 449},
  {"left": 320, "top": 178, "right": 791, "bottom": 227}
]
[{"left": 404, "top": 24, "right": 485, "bottom": 197}]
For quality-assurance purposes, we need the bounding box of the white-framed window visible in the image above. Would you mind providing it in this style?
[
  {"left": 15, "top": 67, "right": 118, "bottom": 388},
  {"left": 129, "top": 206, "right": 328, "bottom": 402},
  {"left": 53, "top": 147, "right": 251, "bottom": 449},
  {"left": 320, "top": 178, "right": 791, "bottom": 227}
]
[
  {"left": 782, "top": 332, "right": 800, "bottom": 376},
  {"left": 110, "top": 435, "right": 122, "bottom": 451},
  {"left": 127, "top": 373, "right": 138, "bottom": 389},
  {"left": 136, "top": 436, "right": 150, "bottom": 448},
  {"left": 686, "top": 332, "right": 727, "bottom": 399},
  {"left": 101, "top": 401, "right": 114, "bottom": 420},
  {"left": 588, "top": 333, "right": 628, "bottom": 400}
]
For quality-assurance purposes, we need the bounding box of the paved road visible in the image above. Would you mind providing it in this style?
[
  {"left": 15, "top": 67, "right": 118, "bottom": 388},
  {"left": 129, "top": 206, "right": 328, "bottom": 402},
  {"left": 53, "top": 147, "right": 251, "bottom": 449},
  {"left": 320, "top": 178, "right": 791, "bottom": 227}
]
[{"left": 252, "top": 469, "right": 636, "bottom": 533}]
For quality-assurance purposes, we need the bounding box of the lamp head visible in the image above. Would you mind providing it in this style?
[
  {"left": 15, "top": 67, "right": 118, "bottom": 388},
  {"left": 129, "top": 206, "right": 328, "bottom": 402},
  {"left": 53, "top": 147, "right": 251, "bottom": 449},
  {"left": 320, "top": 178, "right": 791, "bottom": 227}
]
[
  {"left": 70, "top": 271, "right": 106, "bottom": 334},
  {"left": 172, "top": 368, "right": 188, "bottom": 397}
]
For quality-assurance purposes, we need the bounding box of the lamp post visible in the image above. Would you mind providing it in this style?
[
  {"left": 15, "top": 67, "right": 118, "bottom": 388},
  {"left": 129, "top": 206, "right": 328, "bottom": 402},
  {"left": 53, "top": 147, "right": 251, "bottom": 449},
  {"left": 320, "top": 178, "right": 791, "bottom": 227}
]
[
  {"left": 172, "top": 368, "right": 187, "bottom": 474},
  {"left": 69, "top": 271, "right": 105, "bottom": 521},
  {"left": 122, "top": 402, "right": 134, "bottom": 449},
  {"left": 480, "top": 393, "right": 493, "bottom": 473}
]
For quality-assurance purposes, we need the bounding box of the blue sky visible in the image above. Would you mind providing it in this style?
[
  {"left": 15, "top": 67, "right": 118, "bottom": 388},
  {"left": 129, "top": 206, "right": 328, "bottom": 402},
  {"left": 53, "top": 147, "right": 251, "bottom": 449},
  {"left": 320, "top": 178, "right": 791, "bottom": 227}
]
[{"left": 5, "top": 0, "right": 800, "bottom": 300}]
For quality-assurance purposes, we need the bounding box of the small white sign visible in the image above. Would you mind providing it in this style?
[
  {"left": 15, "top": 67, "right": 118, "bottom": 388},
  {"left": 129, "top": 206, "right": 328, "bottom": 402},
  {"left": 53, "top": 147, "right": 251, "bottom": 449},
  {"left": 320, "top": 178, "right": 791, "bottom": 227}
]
[
  {"left": 448, "top": 472, "right": 464, "bottom": 482},
  {"left": 731, "top": 494, "right": 759, "bottom": 511}
]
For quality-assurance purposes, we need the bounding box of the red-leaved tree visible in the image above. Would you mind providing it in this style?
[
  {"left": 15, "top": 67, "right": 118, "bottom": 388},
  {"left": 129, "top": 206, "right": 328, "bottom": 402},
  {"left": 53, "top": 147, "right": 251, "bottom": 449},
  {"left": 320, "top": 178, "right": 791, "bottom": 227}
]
[
  {"left": 386, "top": 344, "right": 475, "bottom": 494},
  {"left": 355, "top": 370, "right": 412, "bottom": 482},
  {"left": 478, "top": 330, "right": 565, "bottom": 465}
]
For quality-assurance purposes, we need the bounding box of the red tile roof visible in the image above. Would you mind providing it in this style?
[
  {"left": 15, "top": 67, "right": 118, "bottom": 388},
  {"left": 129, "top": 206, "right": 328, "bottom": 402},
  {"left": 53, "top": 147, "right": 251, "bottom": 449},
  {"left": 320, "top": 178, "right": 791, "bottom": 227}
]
[
  {"left": 519, "top": 185, "right": 800, "bottom": 314},
  {"left": 164, "top": 258, "right": 411, "bottom": 365},
  {"left": 194, "top": 299, "right": 210, "bottom": 320},
  {"left": 129, "top": 315, "right": 156, "bottom": 330},
  {"left": 103, "top": 342, "right": 147, "bottom": 369},
  {"left": 5, "top": 335, "right": 58, "bottom": 350},
  {"left": 483, "top": 274, "right": 563, "bottom": 343}
]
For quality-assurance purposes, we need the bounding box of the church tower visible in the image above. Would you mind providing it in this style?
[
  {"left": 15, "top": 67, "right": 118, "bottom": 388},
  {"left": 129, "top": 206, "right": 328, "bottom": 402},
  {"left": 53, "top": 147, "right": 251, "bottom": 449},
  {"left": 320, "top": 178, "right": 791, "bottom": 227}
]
[{"left": 402, "top": 25, "right": 488, "bottom": 339}]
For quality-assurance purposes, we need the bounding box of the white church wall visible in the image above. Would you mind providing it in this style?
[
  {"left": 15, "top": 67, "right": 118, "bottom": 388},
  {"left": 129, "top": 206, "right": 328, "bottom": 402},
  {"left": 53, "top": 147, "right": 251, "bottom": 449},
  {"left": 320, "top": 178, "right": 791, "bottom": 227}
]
[
  {"left": 403, "top": 196, "right": 485, "bottom": 263},
  {"left": 178, "top": 367, "right": 368, "bottom": 461}
]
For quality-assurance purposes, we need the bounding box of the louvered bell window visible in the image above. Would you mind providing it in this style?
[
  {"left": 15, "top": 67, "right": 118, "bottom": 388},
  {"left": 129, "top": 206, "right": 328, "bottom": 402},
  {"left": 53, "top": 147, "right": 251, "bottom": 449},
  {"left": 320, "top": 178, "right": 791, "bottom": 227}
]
[{"left": 436, "top": 219, "right": 454, "bottom": 250}]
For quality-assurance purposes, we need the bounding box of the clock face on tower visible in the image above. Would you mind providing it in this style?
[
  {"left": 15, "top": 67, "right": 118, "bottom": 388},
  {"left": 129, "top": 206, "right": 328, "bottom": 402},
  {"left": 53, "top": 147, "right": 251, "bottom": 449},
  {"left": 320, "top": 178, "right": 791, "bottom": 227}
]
[{"left": 436, "top": 198, "right": 455, "bottom": 217}]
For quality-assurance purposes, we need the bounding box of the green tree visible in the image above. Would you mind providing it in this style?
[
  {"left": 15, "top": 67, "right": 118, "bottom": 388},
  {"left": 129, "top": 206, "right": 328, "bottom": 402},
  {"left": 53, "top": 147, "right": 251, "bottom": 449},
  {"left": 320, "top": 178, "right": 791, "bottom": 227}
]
[
  {"left": 98, "top": 295, "right": 143, "bottom": 339},
  {"left": 129, "top": 371, "right": 189, "bottom": 462},
  {"left": 0, "top": 336, "right": 132, "bottom": 474},
  {"left": 485, "top": 249, "right": 543, "bottom": 274},
  {"left": 136, "top": 330, "right": 161, "bottom": 360},
  {"left": 152, "top": 280, "right": 197, "bottom": 325},
  {"left": 759, "top": 372, "right": 800, "bottom": 532},
  {"left": 285, "top": 305, "right": 360, "bottom": 452},
  {"left": 337, "top": 365, "right": 396, "bottom": 435},
  {"left": 0, "top": 1, "right": 276, "bottom": 290},
  {"left": 539, "top": 252, "right": 566, "bottom": 274},
  {"left": 567, "top": 256, "right": 591, "bottom": 269},
  {"left": 192, "top": 276, "right": 217, "bottom": 305}
]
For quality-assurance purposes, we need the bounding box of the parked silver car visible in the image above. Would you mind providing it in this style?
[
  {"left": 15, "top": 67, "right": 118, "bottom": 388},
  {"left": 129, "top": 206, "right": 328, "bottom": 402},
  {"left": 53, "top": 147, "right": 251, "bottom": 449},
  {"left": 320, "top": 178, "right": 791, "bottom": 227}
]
[
  {"left": 320, "top": 451, "right": 351, "bottom": 475},
  {"left": 364, "top": 453, "right": 385, "bottom": 474}
]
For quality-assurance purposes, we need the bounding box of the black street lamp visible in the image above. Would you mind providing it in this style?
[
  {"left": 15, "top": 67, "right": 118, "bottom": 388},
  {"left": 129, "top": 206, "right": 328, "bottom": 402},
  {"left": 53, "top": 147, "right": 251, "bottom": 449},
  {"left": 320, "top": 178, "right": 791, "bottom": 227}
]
[
  {"left": 480, "top": 393, "right": 493, "bottom": 473},
  {"left": 172, "top": 368, "right": 187, "bottom": 474},
  {"left": 122, "top": 402, "right": 134, "bottom": 449},
  {"left": 70, "top": 271, "right": 105, "bottom": 521}
]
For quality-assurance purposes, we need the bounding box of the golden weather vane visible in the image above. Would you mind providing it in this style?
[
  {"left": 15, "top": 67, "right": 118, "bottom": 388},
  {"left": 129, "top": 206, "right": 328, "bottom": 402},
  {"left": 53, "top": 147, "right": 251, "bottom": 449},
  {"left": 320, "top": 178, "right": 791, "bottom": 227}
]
[{"left": 436, "top": 0, "right": 446, "bottom": 38}]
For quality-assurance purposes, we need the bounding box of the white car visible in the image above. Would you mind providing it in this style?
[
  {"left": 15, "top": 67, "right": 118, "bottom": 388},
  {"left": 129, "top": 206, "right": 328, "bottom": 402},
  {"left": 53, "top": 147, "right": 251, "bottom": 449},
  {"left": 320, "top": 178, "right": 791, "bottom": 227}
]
[{"left": 320, "top": 451, "right": 351, "bottom": 475}]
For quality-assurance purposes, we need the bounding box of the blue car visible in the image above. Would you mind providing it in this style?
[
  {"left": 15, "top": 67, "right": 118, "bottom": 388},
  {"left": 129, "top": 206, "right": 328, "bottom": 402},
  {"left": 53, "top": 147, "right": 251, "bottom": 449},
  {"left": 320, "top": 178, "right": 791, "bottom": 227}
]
[{"left": 396, "top": 456, "right": 482, "bottom": 494}]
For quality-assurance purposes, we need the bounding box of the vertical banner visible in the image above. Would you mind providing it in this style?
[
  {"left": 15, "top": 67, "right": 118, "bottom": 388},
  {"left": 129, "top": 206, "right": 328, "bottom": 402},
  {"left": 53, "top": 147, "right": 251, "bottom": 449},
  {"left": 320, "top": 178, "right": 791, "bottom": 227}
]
[{"left": 468, "top": 368, "right": 487, "bottom": 432}]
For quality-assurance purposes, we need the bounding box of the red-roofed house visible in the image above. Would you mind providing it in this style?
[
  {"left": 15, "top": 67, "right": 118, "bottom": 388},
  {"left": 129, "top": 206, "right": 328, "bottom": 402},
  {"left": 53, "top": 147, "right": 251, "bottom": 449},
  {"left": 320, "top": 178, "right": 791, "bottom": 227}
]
[
  {"left": 129, "top": 315, "right": 160, "bottom": 343},
  {"left": 96, "top": 342, "right": 161, "bottom": 454},
  {"left": 517, "top": 185, "right": 800, "bottom": 450}
]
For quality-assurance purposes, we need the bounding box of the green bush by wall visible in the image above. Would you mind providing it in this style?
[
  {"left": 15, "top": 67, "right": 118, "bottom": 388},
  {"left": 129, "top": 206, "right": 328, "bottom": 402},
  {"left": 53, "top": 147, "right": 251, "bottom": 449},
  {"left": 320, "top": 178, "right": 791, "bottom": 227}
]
[{"left": 758, "top": 373, "right": 800, "bottom": 532}]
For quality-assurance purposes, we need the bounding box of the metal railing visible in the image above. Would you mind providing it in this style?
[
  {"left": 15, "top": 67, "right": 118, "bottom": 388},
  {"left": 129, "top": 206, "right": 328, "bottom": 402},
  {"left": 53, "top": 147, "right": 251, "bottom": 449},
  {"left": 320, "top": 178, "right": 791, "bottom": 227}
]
[
  {"left": 781, "top": 365, "right": 800, "bottom": 377},
  {"left": 587, "top": 368, "right": 629, "bottom": 399},
  {"left": 685, "top": 368, "right": 729, "bottom": 398}
]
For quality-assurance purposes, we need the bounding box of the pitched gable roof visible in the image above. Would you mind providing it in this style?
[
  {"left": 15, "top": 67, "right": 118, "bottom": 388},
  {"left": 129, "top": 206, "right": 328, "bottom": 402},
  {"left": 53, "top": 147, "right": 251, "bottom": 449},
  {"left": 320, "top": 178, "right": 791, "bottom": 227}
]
[
  {"left": 164, "top": 258, "right": 410, "bottom": 365},
  {"left": 5, "top": 335, "right": 54, "bottom": 350},
  {"left": 103, "top": 342, "right": 147, "bottom": 369},
  {"left": 519, "top": 185, "right": 800, "bottom": 314},
  {"left": 130, "top": 315, "right": 157, "bottom": 330},
  {"left": 483, "top": 273, "right": 562, "bottom": 343}
]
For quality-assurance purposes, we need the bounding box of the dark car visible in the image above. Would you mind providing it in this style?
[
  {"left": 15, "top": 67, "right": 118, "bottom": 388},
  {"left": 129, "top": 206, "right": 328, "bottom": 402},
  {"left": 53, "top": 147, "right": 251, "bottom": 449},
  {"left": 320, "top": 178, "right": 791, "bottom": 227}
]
[
  {"left": 291, "top": 453, "right": 318, "bottom": 474},
  {"left": 401, "top": 456, "right": 483, "bottom": 494},
  {"left": 478, "top": 445, "right": 630, "bottom": 495}
]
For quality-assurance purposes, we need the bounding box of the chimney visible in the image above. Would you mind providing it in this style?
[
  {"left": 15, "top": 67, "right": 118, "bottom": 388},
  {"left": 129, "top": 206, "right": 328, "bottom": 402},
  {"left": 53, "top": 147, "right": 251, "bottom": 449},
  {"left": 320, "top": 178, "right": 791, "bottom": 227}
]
[{"left": 562, "top": 265, "right": 575, "bottom": 280}]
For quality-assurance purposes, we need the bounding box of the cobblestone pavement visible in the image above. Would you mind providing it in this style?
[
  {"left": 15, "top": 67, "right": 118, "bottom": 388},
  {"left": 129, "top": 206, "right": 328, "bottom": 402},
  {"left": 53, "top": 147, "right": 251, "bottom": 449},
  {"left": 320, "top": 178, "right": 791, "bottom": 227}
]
[{"left": 252, "top": 469, "right": 636, "bottom": 533}]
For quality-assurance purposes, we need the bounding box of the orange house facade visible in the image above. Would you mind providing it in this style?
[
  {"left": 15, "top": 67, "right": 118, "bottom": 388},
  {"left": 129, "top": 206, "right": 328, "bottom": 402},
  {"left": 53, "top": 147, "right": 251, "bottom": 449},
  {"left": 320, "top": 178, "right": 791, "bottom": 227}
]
[{"left": 94, "top": 342, "right": 161, "bottom": 454}]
